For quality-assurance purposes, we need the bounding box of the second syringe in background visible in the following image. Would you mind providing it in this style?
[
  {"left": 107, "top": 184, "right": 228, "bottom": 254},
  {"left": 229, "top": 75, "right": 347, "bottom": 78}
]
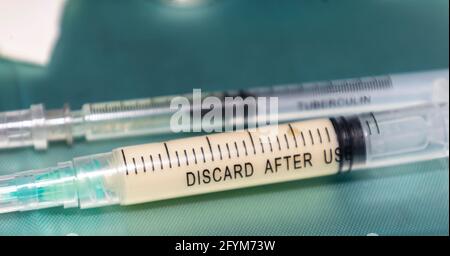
[{"left": 0, "top": 68, "right": 448, "bottom": 150}]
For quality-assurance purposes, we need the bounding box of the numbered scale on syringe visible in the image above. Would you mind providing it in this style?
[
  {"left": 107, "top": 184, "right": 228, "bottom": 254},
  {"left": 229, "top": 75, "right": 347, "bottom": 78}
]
[{"left": 113, "top": 119, "right": 343, "bottom": 205}]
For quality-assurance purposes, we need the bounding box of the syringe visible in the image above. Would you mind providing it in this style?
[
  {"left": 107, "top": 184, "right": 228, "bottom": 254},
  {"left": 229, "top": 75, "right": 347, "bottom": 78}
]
[
  {"left": 0, "top": 69, "right": 448, "bottom": 150},
  {"left": 0, "top": 103, "right": 448, "bottom": 213}
]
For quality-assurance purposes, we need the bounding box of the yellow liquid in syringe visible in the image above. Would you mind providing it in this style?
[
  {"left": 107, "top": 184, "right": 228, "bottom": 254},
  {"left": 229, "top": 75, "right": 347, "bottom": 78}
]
[{"left": 111, "top": 119, "right": 341, "bottom": 205}]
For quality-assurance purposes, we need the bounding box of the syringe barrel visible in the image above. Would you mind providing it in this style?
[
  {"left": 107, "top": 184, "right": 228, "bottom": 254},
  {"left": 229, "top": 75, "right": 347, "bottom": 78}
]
[
  {"left": 328, "top": 103, "right": 449, "bottom": 171},
  {"left": 78, "top": 91, "right": 226, "bottom": 141},
  {"left": 77, "top": 69, "right": 448, "bottom": 142},
  {"left": 356, "top": 103, "right": 449, "bottom": 169},
  {"left": 106, "top": 104, "right": 448, "bottom": 207},
  {"left": 0, "top": 104, "right": 448, "bottom": 213},
  {"left": 252, "top": 69, "right": 449, "bottom": 121},
  {"left": 0, "top": 69, "right": 448, "bottom": 150}
]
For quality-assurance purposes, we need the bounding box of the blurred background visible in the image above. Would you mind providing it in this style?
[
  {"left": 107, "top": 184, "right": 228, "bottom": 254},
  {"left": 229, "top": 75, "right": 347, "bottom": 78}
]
[{"left": 0, "top": 0, "right": 448, "bottom": 235}]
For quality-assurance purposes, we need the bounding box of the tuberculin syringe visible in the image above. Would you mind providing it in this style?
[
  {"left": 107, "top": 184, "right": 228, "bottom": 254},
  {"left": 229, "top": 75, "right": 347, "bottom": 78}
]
[
  {"left": 0, "top": 69, "right": 448, "bottom": 150},
  {"left": 0, "top": 103, "right": 447, "bottom": 213}
]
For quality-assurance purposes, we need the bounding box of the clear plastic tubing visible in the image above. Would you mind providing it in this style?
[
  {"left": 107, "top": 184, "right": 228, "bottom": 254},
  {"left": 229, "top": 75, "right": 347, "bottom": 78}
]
[
  {"left": 0, "top": 69, "right": 448, "bottom": 150},
  {"left": 0, "top": 103, "right": 448, "bottom": 213}
]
